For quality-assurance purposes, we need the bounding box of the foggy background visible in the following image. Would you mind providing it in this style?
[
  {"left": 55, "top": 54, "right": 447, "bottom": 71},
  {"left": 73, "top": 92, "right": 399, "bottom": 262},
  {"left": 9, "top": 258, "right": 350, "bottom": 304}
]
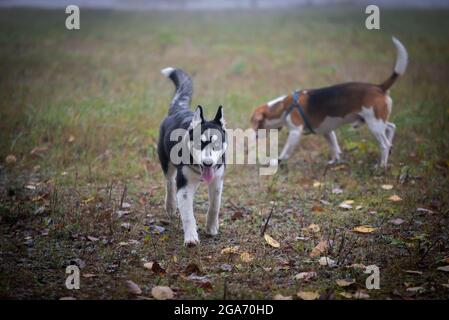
[{"left": 1, "top": 0, "right": 449, "bottom": 9}]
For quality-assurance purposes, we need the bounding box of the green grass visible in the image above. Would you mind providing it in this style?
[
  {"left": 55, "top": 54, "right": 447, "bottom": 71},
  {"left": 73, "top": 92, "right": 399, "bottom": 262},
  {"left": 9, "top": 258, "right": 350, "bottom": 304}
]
[{"left": 1, "top": 7, "right": 449, "bottom": 299}]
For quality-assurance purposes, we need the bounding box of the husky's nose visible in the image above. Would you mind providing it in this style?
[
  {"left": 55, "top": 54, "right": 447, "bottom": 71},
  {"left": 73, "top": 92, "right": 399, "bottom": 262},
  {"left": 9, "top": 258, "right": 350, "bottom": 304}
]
[{"left": 202, "top": 159, "right": 213, "bottom": 167}]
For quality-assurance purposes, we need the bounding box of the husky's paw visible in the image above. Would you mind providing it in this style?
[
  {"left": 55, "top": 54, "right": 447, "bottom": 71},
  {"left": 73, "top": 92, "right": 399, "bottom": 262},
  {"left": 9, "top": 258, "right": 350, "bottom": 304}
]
[
  {"left": 328, "top": 158, "right": 341, "bottom": 165},
  {"left": 269, "top": 158, "right": 279, "bottom": 167},
  {"left": 184, "top": 230, "right": 199, "bottom": 247},
  {"left": 205, "top": 223, "right": 219, "bottom": 236}
]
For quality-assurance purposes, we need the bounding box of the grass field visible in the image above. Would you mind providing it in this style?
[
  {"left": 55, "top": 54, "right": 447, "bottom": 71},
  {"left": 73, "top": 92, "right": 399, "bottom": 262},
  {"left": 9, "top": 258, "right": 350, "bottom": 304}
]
[{"left": 1, "top": 7, "right": 449, "bottom": 299}]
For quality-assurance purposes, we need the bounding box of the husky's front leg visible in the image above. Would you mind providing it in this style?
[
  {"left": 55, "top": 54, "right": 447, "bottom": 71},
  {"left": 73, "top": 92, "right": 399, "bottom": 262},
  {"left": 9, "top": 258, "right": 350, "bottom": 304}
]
[
  {"left": 206, "top": 166, "right": 224, "bottom": 236},
  {"left": 176, "top": 168, "right": 201, "bottom": 247}
]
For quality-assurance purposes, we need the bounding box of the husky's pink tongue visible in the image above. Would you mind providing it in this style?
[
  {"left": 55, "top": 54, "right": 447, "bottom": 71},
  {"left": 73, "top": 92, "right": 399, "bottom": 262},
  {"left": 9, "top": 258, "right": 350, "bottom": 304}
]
[{"left": 201, "top": 166, "right": 214, "bottom": 184}]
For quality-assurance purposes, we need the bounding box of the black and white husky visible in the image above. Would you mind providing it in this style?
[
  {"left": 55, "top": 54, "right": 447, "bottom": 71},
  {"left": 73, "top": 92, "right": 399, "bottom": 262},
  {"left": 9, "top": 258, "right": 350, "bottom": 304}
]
[{"left": 158, "top": 67, "right": 227, "bottom": 246}]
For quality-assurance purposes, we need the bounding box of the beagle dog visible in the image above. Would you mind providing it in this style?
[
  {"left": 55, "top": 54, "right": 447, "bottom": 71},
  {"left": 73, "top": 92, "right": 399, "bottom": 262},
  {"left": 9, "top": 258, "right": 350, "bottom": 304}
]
[{"left": 250, "top": 37, "right": 408, "bottom": 168}]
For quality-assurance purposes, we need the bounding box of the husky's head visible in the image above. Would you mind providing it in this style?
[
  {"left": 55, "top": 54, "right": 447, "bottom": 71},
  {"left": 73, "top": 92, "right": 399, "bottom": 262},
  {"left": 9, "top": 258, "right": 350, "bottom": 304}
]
[{"left": 187, "top": 105, "right": 227, "bottom": 183}]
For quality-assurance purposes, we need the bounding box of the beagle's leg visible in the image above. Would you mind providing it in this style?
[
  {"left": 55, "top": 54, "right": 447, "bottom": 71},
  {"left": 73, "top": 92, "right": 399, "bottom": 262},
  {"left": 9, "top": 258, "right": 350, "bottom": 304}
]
[
  {"left": 385, "top": 122, "right": 396, "bottom": 146},
  {"left": 366, "top": 120, "right": 391, "bottom": 168},
  {"left": 278, "top": 125, "right": 303, "bottom": 162},
  {"left": 324, "top": 131, "right": 342, "bottom": 164},
  {"left": 206, "top": 166, "right": 224, "bottom": 236},
  {"left": 176, "top": 167, "right": 201, "bottom": 246},
  {"left": 164, "top": 163, "right": 177, "bottom": 218}
]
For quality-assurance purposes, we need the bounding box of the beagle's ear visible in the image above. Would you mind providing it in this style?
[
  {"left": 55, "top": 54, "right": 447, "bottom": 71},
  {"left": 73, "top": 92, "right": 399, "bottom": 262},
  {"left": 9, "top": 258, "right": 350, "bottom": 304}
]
[
  {"left": 254, "top": 112, "right": 263, "bottom": 121},
  {"left": 213, "top": 105, "right": 226, "bottom": 129},
  {"left": 190, "top": 105, "right": 204, "bottom": 129}
]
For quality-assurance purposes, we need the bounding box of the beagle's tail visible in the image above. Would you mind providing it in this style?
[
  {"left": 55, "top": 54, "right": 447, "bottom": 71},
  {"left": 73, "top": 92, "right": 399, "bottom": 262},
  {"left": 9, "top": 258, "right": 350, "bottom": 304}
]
[
  {"left": 161, "top": 67, "right": 193, "bottom": 115},
  {"left": 380, "top": 37, "right": 408, "bottom": 92}
]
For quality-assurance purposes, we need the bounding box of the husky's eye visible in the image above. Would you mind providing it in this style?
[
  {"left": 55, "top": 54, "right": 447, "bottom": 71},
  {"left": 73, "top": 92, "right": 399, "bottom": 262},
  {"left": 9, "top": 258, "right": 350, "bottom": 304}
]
[{"left": 212, "top": 140, "right": 222, "bottom": 150}]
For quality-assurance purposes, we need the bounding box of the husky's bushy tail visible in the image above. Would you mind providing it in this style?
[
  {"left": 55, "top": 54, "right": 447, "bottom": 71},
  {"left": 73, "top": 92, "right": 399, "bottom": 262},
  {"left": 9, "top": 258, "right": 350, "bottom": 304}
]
[
  {"left": 161, "top": 67, "right": 193, "bottom": 114},
  {"left": 380, "top": 37, "right": 408, "bottom": 91}
]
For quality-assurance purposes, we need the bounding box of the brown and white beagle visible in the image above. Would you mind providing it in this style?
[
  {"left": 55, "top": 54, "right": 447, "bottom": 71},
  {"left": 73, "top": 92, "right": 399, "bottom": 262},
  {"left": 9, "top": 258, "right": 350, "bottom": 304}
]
[{"left": 250, "top": 37, "right": 408, "bottom": 168}]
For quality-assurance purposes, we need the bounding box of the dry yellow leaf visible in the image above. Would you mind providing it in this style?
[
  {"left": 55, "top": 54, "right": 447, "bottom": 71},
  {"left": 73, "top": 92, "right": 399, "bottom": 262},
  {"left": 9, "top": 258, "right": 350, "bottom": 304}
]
[
  {"left": 336, "top": 279, "right": 355, "bottom": 287},
  {"left": 388, "top": 195, "right": 402, "bottom": 202},
  {"left": 381, "top": 184, "right": 393, "bottom": 190},
  {"left": 309, "top": 240, "right": 328, "bottom": 258},
  {"left": 353, "top": 225, "right": 377, "bottom": 233},
  {"left": 313, "top": 181, "right": 323, "bottom": 188},
  {"left": 264, "top": 234, "right": 280, "bottom": 248},
  {"left": 437, "top": 265, "right": 449, "bottom": 272},
  {"left": 273, "top": 294, "right": 292, "bottom": 300},
  {"left": 221, "top": 246, "right": 240, "bottom": 255},
  {"left": 307, "top": 223, "right": 320, "bottom": 233},
  {"left": 240, "top": 252, "right": 254, "bottom": 263},
  {"left": 151, "top": 286, "right": 174, "bottom": 300},
  {"left": 297, "top": 291, "right": 320, "bottom": 300},
  {"left": 339, "top": 291, "right": 353, "bottom": 299}
]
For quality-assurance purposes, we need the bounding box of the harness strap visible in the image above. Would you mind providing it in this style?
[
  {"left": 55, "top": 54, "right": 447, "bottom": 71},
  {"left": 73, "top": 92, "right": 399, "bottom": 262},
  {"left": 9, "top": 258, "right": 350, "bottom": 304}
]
[{"left": 287, "top": 90, "right": 315, "bottom": 134}]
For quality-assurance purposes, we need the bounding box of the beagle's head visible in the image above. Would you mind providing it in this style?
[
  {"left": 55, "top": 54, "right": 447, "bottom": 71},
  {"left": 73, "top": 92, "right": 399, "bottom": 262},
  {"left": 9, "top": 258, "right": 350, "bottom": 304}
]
[
  {"left": 250, "top": 97, "right": 288, "bottom": 137},
  {"left": 250, "top": 105, "right": 267, "bottom": 133}
]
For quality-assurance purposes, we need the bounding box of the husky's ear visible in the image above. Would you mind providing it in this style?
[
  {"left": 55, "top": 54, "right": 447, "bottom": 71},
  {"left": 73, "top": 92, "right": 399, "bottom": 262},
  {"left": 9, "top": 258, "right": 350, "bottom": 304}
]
[
  {"left": 190, "top": 105, "right": 204, "bottom": 129},
  {"left": 213, "top": 105, "right": 226, "bottom": 129}
]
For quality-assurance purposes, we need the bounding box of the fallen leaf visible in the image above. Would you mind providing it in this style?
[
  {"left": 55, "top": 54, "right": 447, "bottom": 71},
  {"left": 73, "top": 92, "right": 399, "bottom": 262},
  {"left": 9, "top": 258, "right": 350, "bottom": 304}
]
[
  {"left": 297, "top": 291, "right": 320, "bottom": 300},
  {"left": 25, "top": 185, "right": 36, "bottom": 190},
  {"left": 30, "top": 145, "right": 49, "bottom": 156},
  {"left": 354, "top": 290, "right": 370, "bottom": 299},
  {"left": 416, "top": 208, "right": 433, "bottom": 214},
  {"left": 82, "top": 273, "right": 96, "bottom": 278},
  {"left": 273, "top": 294, "right": 292, "bottom": 300},
  {"left": 221, "top": 246, "right": 239, "bottom": 255},
  {"left": 121, "top": 202, "right": 132, "bottom": 209},
  {"left": 5, "top": 154, "right": 17, "bottom": 164},
  {"left": 264, "top": 234, "right": 280, "bottom": 248},
  {"left": 336, "top": 279, "right": 355, "bottom": 287},
  {"left": 144, "top": 261, "right": 166, "bottom": 274},
  {"left": 406, "top": 286, "right": 425, "bottom": 293},
  {"left": 347, "top": 263, "right": 367, "bottom": 270},
  {"left": 437, "top": 265, "right": 449, "bottom": 272},
  {"left": 338, "top": 200, "right": 354, "bottom": 209},
  {"left": 307, "top": 223, "right": 320, "bottom": 233},
  {"left": 381, "top": 184, "right": 393, "bottom": 190},
  {"left": 313, "top": 181, "right": 323, "bottom": 188},
  {"left": 151, "top": 286, "right": 174, "bottom": 300},
  {"left": 240, "top": 252, "right": 254, "bottom": 263},
  {"left": 310, "top": 240, "right": 328, "bottom": 258},
  {"left": 294, "top": 271, "right": 317, "bottom": 281},
  {"left": 87, "top": 235, "right": 99, "bottom": 242},
  {"left": 68, "top": 135, "right": 75, "bottom": 143},
  {"left": 125, "top": 280, "right": 142, "bottom": 295},
  {"left": 339, "top": 291, "right": 353, "bottom": 299},
  {"left": 219, "top": 264, "right": 232, "bottom": 272},
  {"left": 121, "top": 222, "right": 131, "bottom": 230},
  {"left": 390, "top": 218, "right": 405, "bottom": 225},
  {"left": 116, "top": 210, "right": 131, "bottom": 218},
  {"left": 319, "top": 257, "right": 337, "bottom": 268},
  {"left": 332, "top": 187, "right": 343, "bottom": 194},
  {"left": 388, "top": 195, "right": 402, "bottom": 202},
  {"left": 353, "top": 225, "right": 377, "bottom": 234},
  {"left": 311, "top": 205, "right": 324, "bottom": 213},
  {"left": 404, "top": 270, "right": 423, "bottom": 275}
]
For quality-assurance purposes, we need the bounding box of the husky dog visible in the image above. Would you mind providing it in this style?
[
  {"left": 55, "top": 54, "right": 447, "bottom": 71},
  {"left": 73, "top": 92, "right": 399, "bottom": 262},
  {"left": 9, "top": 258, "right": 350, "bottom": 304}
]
[{"left": 158, "top": 67, "right": 227, "bottom": 246}]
